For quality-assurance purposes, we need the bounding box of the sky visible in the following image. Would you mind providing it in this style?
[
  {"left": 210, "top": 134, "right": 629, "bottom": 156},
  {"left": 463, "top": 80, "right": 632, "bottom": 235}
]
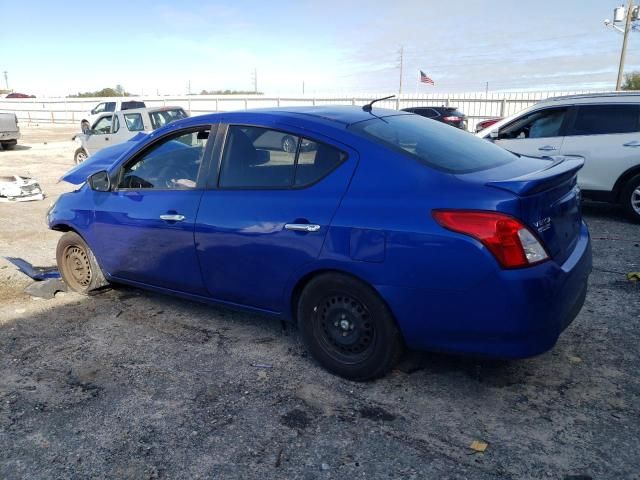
[{"left": 0, "top": 0, "right": 638, "bottom": 97}]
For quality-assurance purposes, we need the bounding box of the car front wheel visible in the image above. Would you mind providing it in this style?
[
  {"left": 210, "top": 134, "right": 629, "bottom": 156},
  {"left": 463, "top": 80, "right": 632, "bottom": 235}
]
[
  {"left": 56, "top": 232, "right": 109, "bottom": 294},
  {"left": 74, "top": 148, "right": 88, "bottom": 164},
  {"left": 621, "top": 174, "right": 640, "bottom": 223},
  {"left": 297, "top": 273, "right": 404, "bottom": 381}
]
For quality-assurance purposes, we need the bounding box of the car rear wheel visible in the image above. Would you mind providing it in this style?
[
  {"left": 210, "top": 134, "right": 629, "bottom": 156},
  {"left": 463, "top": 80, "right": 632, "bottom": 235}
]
[
  {"left": 74, "top": 148, "right": 88, "bottom": 164},
  {"left": 621, "top": 174, "right": 640, "bottom": 223},
  {"left": 297, "top": 273, "right": 404, "bottom": 381},
  {"left": 56, "top": 232, "right": 109, "bottom": 294},
  {"left": 1, "top": 141, "right": 17, "bottom": 150}
]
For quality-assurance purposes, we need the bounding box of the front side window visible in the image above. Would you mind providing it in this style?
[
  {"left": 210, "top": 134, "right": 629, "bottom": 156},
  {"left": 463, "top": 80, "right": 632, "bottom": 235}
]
[
  {"left": 124, "top": 113, "right": 144, "bottom": 131},
  {"left": 498, "top": 108, "right": 567, "bottom": 139},
  {"left": 568, "top": 104, "right": 640, "bottom": 136},
  {"left": 218, "top": 126, "right": 345, "bottom": 188},
  {"left": 105, "top": 102, "right": 117, "bottom": 112},
  {"left": 92, "top": 115, "right": 113, "bottom": 134},
  {"left": 92, "top": 103, "right": 106, "bottom": 114},
  {"left": 118, "top": 128, "right": 210, "bottom": 190}
]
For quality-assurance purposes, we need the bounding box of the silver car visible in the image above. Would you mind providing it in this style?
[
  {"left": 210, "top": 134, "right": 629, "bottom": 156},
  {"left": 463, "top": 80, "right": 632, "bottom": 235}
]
[{"left": 73, "top": 106, "right": 188, "bottom": 163}]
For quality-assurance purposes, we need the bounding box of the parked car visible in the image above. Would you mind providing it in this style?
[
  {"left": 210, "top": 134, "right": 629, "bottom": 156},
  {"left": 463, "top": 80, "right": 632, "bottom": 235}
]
[
  {"left": 475, "top": 117, "right": 502, "bottom": 132},
  {"left": 477, "top": 93, "right": 640, "bottom": 222},
  {"left": 402, "top": 106, "right": 467, "bottom": 130},
  {"left": 5, "top": 92, "right": 36, "bottom": 98},
  {"left": 0, "top": 112, "right": 20, "bottom": 150},
  {"left": 73, "top": 106, "right": 188, "bottom": 163},
  {"left": 80, "top": 99, "right": 146, "bottom": 133},
  {"left": 49, "top": 106, "right": 591, "bottom": 380}
]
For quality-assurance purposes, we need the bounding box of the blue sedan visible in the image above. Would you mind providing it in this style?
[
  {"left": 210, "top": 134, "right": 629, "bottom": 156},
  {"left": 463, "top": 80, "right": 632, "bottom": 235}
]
[{"left": 48, "top": 105, "right": 592, "bottom": 380}]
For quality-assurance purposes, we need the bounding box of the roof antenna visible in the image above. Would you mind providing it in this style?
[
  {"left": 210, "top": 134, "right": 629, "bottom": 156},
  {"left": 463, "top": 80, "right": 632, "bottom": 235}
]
[{"left": 362, "top": 95, "right": 395, "bottom": 112}]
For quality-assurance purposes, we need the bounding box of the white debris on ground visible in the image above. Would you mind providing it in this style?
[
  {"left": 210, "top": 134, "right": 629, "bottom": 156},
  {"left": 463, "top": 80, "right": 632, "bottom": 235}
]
[{"left": 0, "top": 175, "right": 45, "bottom": 202}]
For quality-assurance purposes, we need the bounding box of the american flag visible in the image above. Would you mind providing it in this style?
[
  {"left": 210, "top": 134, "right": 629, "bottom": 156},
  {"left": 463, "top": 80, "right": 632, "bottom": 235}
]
[{"left": 420, "top": 70, "right": 435, "bottom": 85}]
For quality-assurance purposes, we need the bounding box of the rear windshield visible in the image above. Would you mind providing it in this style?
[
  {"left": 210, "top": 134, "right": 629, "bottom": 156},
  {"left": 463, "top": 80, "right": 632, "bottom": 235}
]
[{"left": 349, "top": 114, "right": 515, "bottom": 174}]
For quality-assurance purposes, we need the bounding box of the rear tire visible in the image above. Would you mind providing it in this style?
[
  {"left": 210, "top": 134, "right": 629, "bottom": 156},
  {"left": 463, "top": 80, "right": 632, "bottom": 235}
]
[
  {"left": 74, "top": 148, "right": 88, "bottom": 164},
  {"left": 56, "top": 232, "right": 109, "bottom": 294},
  {"left": 1, "top": 141, "right": 17, "bottom": 150},
  {"left": 621, "top": 174, "right": 640, "bottom": 223},
  {"left": 297, "top": 273, "right": 404, "bottom": 381}
]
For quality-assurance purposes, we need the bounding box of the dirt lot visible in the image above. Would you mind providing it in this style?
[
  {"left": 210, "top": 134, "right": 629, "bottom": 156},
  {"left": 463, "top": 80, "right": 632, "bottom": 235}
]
[{"left": 0, "top": 125, "right": 639, "bottom": 479}]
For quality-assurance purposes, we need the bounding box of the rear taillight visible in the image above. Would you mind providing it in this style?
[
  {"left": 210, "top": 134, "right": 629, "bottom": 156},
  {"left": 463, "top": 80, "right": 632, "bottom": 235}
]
[
  {"left": 442, "top": 116, "right": 462, "bottom": 122},
  {"left": 432, "top": 210, "right": 549, "bottom": 268}
]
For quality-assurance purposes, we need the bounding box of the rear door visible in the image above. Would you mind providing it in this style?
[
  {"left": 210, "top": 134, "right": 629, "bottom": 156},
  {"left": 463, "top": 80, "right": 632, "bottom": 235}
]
[
  {"left": 87, "top": 126, "right": 213, "bottom": 295},
  {"left": 559, "top": 103, "right": 640, "bottom": 191},
  {"left": 194, "top": 124, "right": 357, "bottom": 313},
  {"left": 494, "top": 106, "right": 569, "bottom": 157}
]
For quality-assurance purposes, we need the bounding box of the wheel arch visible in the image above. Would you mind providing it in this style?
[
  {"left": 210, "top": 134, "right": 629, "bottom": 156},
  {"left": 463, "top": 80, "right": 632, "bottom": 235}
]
[
  {"left": 289, "top": 268, "right": 394, "bottom": 327},
  {"left": 612, "top": 165, "right": 640, "bottom": 203}
]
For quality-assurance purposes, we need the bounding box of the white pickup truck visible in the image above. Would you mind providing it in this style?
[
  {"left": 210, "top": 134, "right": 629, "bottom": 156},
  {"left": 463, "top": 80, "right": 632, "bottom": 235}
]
[
  {"left": 0, "top": 112, "right": 21, "bottom": 150},
  {"left": 73, "top": 106, "right": 188, "bottom": 163}
]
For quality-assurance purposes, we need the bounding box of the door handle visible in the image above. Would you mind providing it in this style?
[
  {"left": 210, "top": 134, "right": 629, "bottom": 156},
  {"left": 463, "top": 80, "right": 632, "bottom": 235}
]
[
  {"left": 284, "top": 223, "right": 321, "bottom": 232},
  {"left": 538, "top": 145, "right": 557, "bottom": 151},
  {"left": 623, "top": 141, "right": 640, "bottom": 147},
  {"left": 160, "top": 214, "right": 185, "bottom": 222}
]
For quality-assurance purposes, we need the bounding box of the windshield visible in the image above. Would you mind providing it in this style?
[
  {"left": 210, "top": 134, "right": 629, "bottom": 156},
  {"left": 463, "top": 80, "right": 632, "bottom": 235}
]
[{"left": 349, "top": 114, "right": 516, "bottom": 174}]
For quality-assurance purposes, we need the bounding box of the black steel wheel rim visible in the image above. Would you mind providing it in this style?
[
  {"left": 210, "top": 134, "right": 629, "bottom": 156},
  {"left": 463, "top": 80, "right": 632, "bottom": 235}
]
[
  {"left": 314, "top": 293, "right": 376, "bottom": 364},
  {"left": 63, "top": 245, "right": 92, "bottom": 289}
]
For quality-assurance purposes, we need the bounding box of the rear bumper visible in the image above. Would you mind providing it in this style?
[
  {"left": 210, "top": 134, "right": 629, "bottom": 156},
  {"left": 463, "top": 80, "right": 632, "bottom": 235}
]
[
  {"left": 379, "top": 222, "right": 592, "bottom": 358},
  {"left": 0, "top": 131, "right": 20, "bottom": 142}
]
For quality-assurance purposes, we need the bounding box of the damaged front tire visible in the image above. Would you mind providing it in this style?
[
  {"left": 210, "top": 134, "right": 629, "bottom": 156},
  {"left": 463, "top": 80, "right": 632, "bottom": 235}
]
[{"left": 56, "top": 232, "right": 109, "bottom": 294}]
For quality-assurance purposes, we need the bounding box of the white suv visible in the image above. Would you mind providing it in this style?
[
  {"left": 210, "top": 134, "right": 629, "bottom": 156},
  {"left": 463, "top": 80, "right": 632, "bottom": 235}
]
[
  {"left": 477, "top": 93, "right": 640, "bottom": 221},
  {"left": 80, "top": 99, "right": 146, "bottom": 133}
]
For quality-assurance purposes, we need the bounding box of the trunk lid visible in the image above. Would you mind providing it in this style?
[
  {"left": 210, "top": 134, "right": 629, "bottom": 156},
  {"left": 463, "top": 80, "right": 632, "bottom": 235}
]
[{"left": 458, "top": 155, "right": 584, "bottom": 265}]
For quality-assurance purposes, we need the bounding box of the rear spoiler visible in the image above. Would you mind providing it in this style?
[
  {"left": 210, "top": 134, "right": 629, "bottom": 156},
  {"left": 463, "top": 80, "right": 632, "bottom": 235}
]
[{"left": 486, "top": 155, "right": 584, "bottom": 196}]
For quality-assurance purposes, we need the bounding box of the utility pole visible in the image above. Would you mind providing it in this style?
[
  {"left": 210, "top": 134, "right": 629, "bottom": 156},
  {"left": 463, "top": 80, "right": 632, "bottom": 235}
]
[
  {"left": 252, "top": 68, "right": 258, "bottom": 94},
  {"left": 302, "top": 80, "right": 305, "bottom": 95},
  {"left": 3, "top": 71, "right": 8, "bottom": 90},
  {"left": 188, "top": 79, "right": 191, "bottom": 95},
  {"left": 616, "top": 0, "right": 635, "bottom": 90},
  {"left": 398, "top": 46, "right": 404, "bottom": 95}
]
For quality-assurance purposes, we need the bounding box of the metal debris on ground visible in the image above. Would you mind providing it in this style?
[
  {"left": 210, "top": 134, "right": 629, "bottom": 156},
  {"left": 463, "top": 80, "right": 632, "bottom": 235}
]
[
  {"left": 4, "top": 257, "right": 60, "bottom": 280},
  {"left": 469, "top": 440, "right": 489, "bottom": 453},
  {"left": 0, "top": 175, "right": 44, "bottom": 202},
  {"left": 24, "top": 278, "right": 67, "bottom": 299}
]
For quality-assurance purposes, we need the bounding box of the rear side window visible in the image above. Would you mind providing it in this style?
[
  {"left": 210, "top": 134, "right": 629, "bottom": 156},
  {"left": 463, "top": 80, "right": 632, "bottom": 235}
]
[
  {"left": 568, "top": 104, "right": 640, "bottom": 135},
  {"left": 124, "top": 113, "right": 144, "bottom": 131},
  {"left": 150, "top": 109, "right": 188, "bottom": 130},
  {"left": 349, "top": 114, "right": 515, "bottom": 174},
  {"left": 219, "top": 125, "right": 345, "bottom": 188}
]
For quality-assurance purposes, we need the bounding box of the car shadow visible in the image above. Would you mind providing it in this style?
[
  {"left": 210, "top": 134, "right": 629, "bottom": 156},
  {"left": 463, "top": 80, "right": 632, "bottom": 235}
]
[{"left": 1, "top": 144, "right": 31, "bottom": 151}]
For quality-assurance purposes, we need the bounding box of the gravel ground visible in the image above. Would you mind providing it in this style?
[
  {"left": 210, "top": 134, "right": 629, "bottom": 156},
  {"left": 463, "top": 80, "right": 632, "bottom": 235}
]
[{"left": 0, "top": 125, "right": 639, "bottom": 480}]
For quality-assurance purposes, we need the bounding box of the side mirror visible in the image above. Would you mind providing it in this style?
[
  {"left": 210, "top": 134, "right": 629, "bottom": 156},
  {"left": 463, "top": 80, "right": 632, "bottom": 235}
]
[{"left": 88, "top": 171, "right": 111, "bottom": 192}]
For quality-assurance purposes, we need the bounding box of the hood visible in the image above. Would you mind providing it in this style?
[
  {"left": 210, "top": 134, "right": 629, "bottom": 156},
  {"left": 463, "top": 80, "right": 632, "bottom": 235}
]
[{"left": 61, "top": 133, "right": 148, "bottom": 184}]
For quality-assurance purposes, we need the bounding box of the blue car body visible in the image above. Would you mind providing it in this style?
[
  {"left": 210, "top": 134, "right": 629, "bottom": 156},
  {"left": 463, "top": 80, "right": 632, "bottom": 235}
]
[{"left": 49, "top": 106, "right": 591, "bottom": 359}]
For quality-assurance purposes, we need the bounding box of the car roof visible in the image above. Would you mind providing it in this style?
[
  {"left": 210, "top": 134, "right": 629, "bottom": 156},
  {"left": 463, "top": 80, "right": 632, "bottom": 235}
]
[
  {"left": 538, "top": 92, "right": 640, "bottom": 105},
  {"left": 185, "top": 106, "right": 410, "bottom": 128},
  {"left": 114, "top": 106, "right": 185, "bottom": 115}
]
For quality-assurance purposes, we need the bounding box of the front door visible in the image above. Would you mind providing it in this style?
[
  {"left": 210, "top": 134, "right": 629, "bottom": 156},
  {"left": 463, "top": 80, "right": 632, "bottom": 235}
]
[
  {"left": 85, "top": 114, "right": 114, "bottom": 155},
  {"left": 195, "top": 124, "right": 357, "bottom": 313},
  {"left": 494, "top": 106, "right": 569, "bottom": 157},
  {"left": 86, "top": 126, "right": 213, "bottom": 295}
]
